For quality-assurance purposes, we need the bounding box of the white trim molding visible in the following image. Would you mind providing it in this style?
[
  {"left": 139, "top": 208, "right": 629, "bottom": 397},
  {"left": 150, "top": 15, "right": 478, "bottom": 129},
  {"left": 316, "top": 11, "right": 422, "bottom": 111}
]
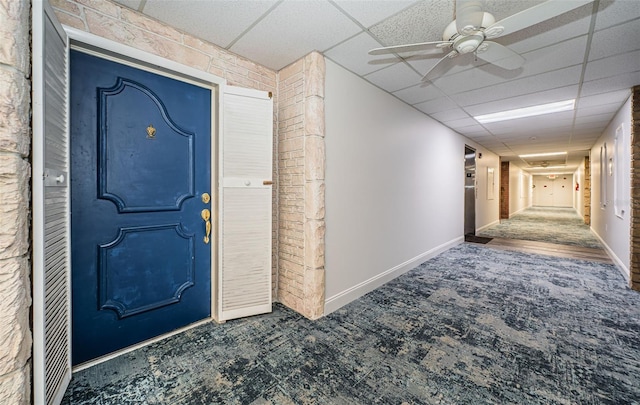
[{"left": 324, "top": 237, "right": 464, "bottom": 315}]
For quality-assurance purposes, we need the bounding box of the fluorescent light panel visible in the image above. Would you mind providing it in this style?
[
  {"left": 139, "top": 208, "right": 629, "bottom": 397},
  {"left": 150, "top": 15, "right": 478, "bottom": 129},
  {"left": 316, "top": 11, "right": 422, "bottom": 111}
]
[
  {"left": 518, "top": 151, "right": 567, "bottom": 158},
  {"left": 474, "top": 99, "right": 575, "bottom": 124},
  {"left": 527, "top": 165, "right": 568, "bottom": 170}
]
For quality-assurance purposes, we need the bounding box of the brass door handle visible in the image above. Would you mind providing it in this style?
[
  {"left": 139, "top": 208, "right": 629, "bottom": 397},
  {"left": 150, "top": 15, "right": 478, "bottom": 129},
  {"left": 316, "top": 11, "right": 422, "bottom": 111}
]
[{"left": 201, "top": 209, "right": 211, "bottom": 244}]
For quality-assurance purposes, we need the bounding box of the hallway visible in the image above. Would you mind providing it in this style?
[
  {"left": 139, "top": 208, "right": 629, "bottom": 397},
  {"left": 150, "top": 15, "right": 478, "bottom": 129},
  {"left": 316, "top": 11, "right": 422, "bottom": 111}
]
[
  {"left": 474, "top": 207, "right": 612, "bottom": 263},
  {"left": 63, "top": 242, "right": 638, "bottom": 404},
  {"left": 478, "top": 207, "right": 601, "bottom": 249}
]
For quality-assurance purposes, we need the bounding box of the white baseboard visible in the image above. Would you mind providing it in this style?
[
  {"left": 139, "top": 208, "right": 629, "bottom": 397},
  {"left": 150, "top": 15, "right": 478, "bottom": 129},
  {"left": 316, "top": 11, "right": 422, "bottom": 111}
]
[
  {"left": 477, "top": 220, "right": 499, "bottom": 233},
  {"left": 592, "top": 230, "right": 629, "bottom": 282},
  {"left": 323, "top": 236, "right": 464, "bottom": 316}
]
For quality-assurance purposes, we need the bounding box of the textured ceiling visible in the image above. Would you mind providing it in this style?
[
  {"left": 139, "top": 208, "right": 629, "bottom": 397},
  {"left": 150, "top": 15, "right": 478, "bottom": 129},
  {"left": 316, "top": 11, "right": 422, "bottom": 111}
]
[{"left": 114, "top": 0, "right": 640, "bottom": 173}]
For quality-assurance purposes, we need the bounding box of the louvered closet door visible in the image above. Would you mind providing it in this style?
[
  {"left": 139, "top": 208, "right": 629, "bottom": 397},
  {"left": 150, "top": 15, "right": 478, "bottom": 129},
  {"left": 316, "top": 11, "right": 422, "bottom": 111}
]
[
  {"left": 219, "top": 86, "right": 273, "bottom": 321},
  {"left": 32, "top": 1, "right": 71, "bottom": 404}
]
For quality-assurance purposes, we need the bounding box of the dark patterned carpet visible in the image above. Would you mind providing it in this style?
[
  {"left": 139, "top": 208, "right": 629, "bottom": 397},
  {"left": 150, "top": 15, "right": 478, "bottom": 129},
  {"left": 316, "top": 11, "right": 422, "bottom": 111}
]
[
  {"left": 477, "top": 207, "right": 602, "bottom": 249},
  {"left": 63, "top": 243, "right": 640, "bottom": 404}
]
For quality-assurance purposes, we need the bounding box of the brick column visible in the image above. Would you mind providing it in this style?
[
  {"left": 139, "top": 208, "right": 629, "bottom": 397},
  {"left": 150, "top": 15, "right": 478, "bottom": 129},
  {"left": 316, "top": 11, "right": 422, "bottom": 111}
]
[
  {"left": 277, "top": 52, "right": 325, "bottom": 319},
  {"left": 0, "top": 0, "right": 33, "bottom": 403},
  {"left": 500, "top": 161, "right": 510, "bottom": 219},
  {"left": 584, "top": 156, "right": 591, "bottom": 225},
  {"left": 630, "top": 86, "right": 640, "bottom": 290},
  {"left": 302, "top": 52, "right": 325, "bottom": 319}
]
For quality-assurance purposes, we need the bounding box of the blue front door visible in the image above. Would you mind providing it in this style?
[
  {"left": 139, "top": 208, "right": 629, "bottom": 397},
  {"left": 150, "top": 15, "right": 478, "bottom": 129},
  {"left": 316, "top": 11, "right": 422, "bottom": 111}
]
[{"left": 70, "top": 51, "right": 212, "bottom": 365}]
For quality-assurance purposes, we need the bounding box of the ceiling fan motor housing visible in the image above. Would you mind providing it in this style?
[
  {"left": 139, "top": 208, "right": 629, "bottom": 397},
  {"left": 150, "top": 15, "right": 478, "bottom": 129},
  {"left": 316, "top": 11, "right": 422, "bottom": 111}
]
[{"left": 443, "top": 12, "right": 497, "bottom": 52}]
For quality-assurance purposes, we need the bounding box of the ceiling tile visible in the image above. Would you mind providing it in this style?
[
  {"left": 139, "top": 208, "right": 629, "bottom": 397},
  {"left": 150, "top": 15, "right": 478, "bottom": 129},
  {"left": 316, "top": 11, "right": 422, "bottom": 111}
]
[
  {"left": 143, "top": 0, "right": 278, "bottom": 49},
  {"left": 443, "top": 117, "right": 478, "bottom": 128},
  {"left": 584, "top": 49, "right": 640, "bottom": 81},
  {"left": 450, "top": 65, "right": 583, "bottom": 106},
  {"left": 414, "top": 96, "right": 459, "bottom": 114},
  {"left": 594, "top": 0, "right": 640, "bottom": 31},
  {"left": 462, "top": 127, "right": 492, "bottom": 136},
  {"left": 580, "top": 70, "right": 640, "bottom": 97},
  {"left": 364, "top": 62, "right": 422, "bottom": 92},
  {"left": 326, "top": 32, "right": 397, "bottom": 76},
  {"left": 393, "top": 83, "right": 445, "bottom": 105},
  {"left": 229, "top": 0, "right": 361, "bottom": 70},
  {"left": 498, "top": 3, "right": 593, "bottom": 54},
  {"left": 574, "top": 121, "right": 607, "bottom": 132},
  {"left": 332, "top": 0, "right": 417, "bottom": 28},
  {"left": 368, "top": 1, "right": 453, "bottom": 48},
  {"left": 430, "top": 108, "right": 470, "bottom": 122},
  {"left": 577, "top": 89, "right": 631, "bottom": 108},
  {"left": 589, "top": 19, "right": 640, "bottom": 61},
  {"left": 575, "top": 102, "right": 622, "bottom": 118},
  {"left": 464, "top": 85, "right": 579, "bottom": 116},
  {"left": 574, "top": 112, "right": 614, "bottom": 125}
]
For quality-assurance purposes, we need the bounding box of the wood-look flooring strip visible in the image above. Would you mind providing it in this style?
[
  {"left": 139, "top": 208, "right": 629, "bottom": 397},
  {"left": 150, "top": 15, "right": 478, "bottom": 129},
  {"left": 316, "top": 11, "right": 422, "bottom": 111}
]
[{"left": 480, "top": 237, "right": 613, "bottom": 264}]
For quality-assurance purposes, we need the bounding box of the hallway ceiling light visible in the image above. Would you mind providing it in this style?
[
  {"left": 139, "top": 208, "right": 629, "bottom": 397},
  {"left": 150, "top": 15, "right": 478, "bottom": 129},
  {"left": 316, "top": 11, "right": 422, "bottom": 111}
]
[
  {"left": 474, "top": 99, "right": 575, "bottom": 124},
  {"left": 518, "top": 151, "right": 567, "bottom": 158},
  {"left": 527, "top": 165, "right": 567, "bottom": 170}
]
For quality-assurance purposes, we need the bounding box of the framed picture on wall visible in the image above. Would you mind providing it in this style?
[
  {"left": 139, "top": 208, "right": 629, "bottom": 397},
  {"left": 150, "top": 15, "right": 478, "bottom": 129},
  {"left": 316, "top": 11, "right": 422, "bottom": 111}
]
[
  {"left": 487, "top": 167, "right": 495, "bottom": 200},
  {"left": 614, "top": 124, "right": 629, "bottom": 218},
  {"left": 600, "top": 143, "right": 607, "bottom": 208}
]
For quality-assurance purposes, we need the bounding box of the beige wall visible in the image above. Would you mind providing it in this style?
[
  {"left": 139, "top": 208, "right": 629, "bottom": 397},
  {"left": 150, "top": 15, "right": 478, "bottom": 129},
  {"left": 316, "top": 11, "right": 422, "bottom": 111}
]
[{"left": 0, "top": 0, "right": 32, "bottom": 403}]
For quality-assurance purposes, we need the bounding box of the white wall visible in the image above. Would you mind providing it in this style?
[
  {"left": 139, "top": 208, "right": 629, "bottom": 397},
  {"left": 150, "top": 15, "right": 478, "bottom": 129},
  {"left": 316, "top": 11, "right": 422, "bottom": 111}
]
[
  {"left": 324, "top": 60, "right": 498, "bottom": 314},
  {"left": 509, "top": 164, "right": 532, "bottom": 216},
  {"left": 591, "top": 95, "right": 631, "bottom": 276}
]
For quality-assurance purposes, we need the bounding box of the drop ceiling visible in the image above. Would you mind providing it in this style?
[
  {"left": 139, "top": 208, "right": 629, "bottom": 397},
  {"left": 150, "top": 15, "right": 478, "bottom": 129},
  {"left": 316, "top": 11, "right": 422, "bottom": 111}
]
[{"left": 114, "top": 0, "right": 640, "bottom": 173}]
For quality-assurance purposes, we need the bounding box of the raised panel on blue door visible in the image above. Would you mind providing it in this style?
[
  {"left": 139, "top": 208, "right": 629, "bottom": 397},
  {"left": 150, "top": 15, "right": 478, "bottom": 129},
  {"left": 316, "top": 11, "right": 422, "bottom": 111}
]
[
  {"left": 98, "top": 224, "right": 195, "bottom": 318},
  {"left": 97, "top": 78, "right": 195, "bottom": 212}
]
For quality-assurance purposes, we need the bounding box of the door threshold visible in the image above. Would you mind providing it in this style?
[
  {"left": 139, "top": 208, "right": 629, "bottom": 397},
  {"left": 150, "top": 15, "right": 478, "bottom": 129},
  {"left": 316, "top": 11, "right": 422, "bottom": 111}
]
[{"left": 72, "top": 317, "right": 213, "bottom": 372}]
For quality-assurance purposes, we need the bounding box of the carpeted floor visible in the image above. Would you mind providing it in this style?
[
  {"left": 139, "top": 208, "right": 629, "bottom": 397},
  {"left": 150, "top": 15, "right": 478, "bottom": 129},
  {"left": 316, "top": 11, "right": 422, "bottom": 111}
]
[
  {"left": 477, "top": 207, "right": 602, "bottom": 249},
  {"left": 63, "top": 243, "right": 640, "bottom": 404}
]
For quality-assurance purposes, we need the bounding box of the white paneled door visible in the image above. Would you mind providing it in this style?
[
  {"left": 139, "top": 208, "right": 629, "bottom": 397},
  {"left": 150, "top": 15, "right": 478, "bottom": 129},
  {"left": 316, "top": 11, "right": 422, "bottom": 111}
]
[{"left": 219, "top": 86, "right": 273, "bottom": 321}]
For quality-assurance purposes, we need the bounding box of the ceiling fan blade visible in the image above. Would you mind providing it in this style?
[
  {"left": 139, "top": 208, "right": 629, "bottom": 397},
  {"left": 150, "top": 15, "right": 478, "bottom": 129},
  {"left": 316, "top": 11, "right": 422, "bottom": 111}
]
[
  {"left": 476, "top": 41, "right": 525, "bottom": 70},
  {"left": 422, "top": 50, "right": 458, "bottom": 82},
  {"left": 456, "top": 0, "right": 485, "bottom": 35},
  {"left": 368, "top": 41, "right": 452, "bottom": 56},
  {"left": 485, "top": 0, "right": 593, "bottom": 38}
]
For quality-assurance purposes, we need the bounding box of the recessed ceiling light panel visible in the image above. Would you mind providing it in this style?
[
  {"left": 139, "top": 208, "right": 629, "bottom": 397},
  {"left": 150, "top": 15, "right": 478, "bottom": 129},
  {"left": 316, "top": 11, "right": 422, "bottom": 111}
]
[
  {"left": 518, "top": 151, "right": 567, "bottom": 158},
  {"left": 474, "top": 99, "right": 575, "bottom": 124}
]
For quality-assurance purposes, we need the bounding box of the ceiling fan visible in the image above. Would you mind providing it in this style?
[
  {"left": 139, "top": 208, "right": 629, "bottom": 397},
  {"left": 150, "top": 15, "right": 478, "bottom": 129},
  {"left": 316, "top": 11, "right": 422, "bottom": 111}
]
[{"left": 369, "top": 0, "right": 593, "bottom": 82}]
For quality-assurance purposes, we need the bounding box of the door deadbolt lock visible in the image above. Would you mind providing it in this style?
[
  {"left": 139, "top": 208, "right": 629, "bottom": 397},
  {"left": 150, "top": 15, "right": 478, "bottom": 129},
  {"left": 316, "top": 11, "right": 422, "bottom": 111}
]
[{"left": 201, "top": 192, "right": 210, "bottom": 204}]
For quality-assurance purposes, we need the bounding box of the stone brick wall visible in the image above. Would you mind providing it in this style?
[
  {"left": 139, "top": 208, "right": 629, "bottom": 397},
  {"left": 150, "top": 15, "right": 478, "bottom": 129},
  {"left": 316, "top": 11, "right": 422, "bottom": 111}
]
[
  {"left": 0, "top": 0, "right": 32, "bottom": 403},
  {"left": 500, "top": 161, "right": 510, "bottom": 219},
  {"left": 277, "top": 53, "right": 325, "bottom": 319},
  {"left": 630, "top": 86, "right": 639, "bottom": 290},
  {"left": 584, "top": 156, "right": 591, "bottom": 225},
  {"left": 51, "top": 0, "right": 280, "bottom": 293}
]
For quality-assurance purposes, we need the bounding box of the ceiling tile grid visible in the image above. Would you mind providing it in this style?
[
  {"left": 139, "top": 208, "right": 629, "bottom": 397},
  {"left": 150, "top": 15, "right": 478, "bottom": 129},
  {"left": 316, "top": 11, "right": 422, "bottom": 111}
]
[{"left": 111, "top": 0, "right": 639, "bottom": 173}]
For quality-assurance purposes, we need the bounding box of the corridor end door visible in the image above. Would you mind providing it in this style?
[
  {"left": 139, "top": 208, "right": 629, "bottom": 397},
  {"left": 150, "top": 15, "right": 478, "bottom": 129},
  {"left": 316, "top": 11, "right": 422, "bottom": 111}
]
[{"left": 70, "top": 51, "right": 212, "bottom": 365}]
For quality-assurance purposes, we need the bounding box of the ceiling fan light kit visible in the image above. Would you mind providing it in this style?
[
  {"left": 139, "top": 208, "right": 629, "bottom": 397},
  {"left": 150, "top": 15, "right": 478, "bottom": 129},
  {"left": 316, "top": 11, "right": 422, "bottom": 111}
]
[{"left": 368, "top": 0, "right": 593, "bottom": 83}]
